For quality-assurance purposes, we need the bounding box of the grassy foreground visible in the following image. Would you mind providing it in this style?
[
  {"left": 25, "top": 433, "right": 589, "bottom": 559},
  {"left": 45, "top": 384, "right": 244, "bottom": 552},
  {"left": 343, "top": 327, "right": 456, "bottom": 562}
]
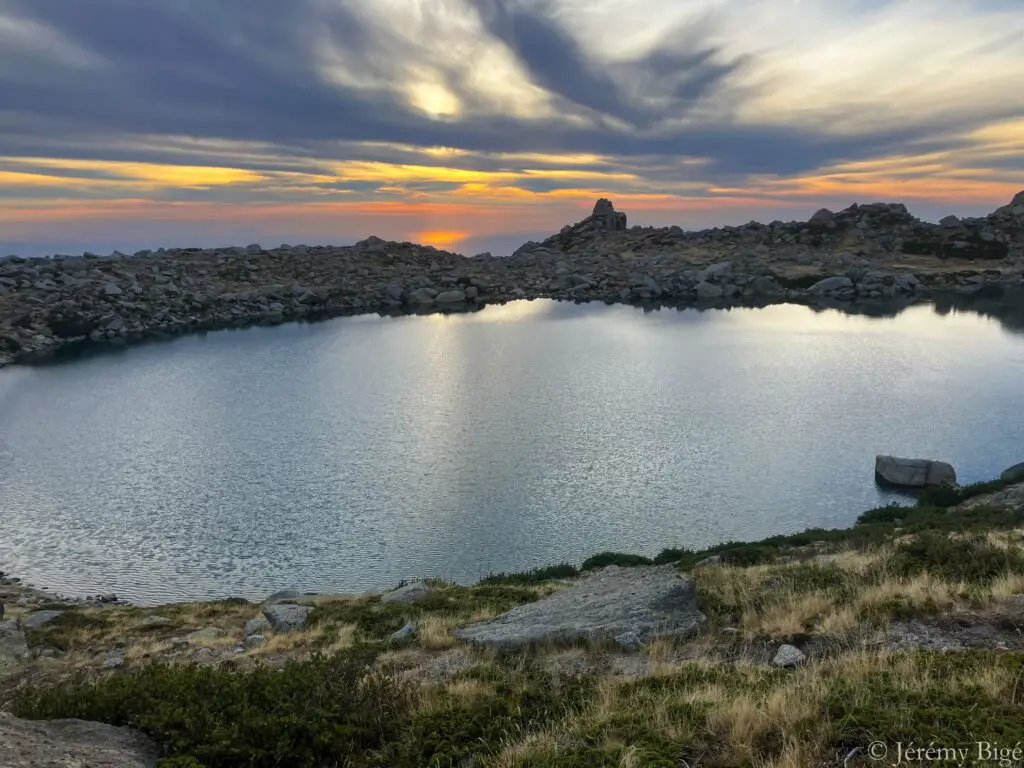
[{"left": 8, "top": 477, "right": 1024, "bottom": 767}]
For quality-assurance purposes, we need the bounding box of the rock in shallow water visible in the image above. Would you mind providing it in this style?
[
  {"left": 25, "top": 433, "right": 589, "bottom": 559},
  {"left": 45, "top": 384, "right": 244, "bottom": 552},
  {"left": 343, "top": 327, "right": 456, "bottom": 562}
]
[
  {"left": 875, "top": 455, "right": 956, "bottom": 487},
  {"left": 452, "top": 564, "right": 705, "bottom": 650}
]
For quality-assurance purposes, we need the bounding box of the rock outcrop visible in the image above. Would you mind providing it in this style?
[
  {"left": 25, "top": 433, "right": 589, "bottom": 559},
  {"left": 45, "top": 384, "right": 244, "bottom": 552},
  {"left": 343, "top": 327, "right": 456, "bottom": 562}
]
[
  {"left": 0, "top": 713, "right": 157, "bottom": 767},
  {"left": 452, "top": 564, "right": 705, "bottom": 649},
  {"left": 2, "top": 190, "right": 1023, "bottom": 368},
  {"left": 875, "top": 455, "right": 957, "bottom": 488}
]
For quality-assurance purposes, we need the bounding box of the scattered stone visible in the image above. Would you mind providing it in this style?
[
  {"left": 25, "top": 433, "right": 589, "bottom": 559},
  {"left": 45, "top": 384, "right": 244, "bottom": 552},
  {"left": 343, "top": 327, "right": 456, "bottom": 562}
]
[
  {"left": 245, "top": 617, "right": 271, "bottom": 637},
  {"left": 245, "top": 634, "right": 265, "bottom": 649},
  {"left": 262, "top": 603, "right": 311, "bottom": 632},
  {"left": 0, "top": 712, "right": 158, "bottom": 768},
  {"left": 20, "top": 610, "right": 64, "bottom": 629},
  {"left": 613, "top": 631, "right": 642, "bottom": 652},
  {"left": 874, "top": 455, "right": 957, "bottom": 488},
  {"left": 390, "top": 621, "right": 419, "bottom": 642},
  {"left": 381, "top": 581, "right": 435, "bottom": 605},
  {"left": 434, "top": 289, "right": 466, "bottom": 304},
  {"left": 772, "top": 644, "right": 806, "bottom": 668},
  {"left": 452, "top": 564, "right": 705, "bottom": 649},
  {"left": 135, "top": 615, "right": 172, "bottom": 629},
  {"left": 102, "top": 651, "right": 125, "bottom": 669}
]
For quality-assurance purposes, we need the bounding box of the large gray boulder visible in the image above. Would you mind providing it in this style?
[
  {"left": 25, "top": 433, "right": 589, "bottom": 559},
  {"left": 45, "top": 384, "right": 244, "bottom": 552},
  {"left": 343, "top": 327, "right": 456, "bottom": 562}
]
[
  {"left": 875, "top": 455, "right": 956, "bottom": 488},
  {"left": 452, "top": 564, "right": 705, "bottom": 650},
  {"left": 0, "top": 713, "right": 158, "bottom": 767},
  {"left": 1000, "top": 462, "right": 1024, "bottom": 484},
  {"left": 590, "top": 199, "right": 627, "bottom": 231},
  {"left": 261, "top": 603, "right": 311, "bottom": 633}
]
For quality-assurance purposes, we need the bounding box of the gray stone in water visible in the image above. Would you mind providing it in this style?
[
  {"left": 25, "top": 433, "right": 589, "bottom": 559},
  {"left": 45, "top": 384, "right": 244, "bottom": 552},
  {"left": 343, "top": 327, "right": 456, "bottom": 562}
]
[
  {"left": 875, "top": 455, "right": 956, "bottom": 488},
  {"left": 381, "top": 581, "right": 434, "bottom": 605},
  {"left": 262, "top": 603, "right": 311, "bottom": 632},
  {"left": 20, "top": 610, "right": 64, "bottom": 630},
  {"left": 245, "top": 617, "right": 271, "bottom": 637},
  {"left": 772, "top": 644, "right": 806, "bottom": 668},
  {"left": 452, "top": 564, "right": 705, "bottom": 650},
  {"left": 390, "top": 621, "right": 419, "bottom": 642},
  {"left": 1000, "top": 462, "right": 1024, "bottom": 484}
]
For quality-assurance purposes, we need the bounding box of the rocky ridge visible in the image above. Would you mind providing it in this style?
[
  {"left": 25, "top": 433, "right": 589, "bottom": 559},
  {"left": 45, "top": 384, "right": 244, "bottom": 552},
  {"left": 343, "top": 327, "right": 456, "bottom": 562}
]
[{"left": 2, "top": 191, "right": 1024, "bottom": 367}]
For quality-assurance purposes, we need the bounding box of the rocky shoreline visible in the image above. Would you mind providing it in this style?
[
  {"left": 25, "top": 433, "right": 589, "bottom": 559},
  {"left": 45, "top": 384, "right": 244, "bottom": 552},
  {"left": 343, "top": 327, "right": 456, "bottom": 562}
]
[{"left": 3, "top": 192, "right": 1024, "bottom": 368}]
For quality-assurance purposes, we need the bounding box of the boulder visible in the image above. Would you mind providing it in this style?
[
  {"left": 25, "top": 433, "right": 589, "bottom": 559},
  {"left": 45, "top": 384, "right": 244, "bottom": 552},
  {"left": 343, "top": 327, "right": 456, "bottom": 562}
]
[
  {"left": 695, "top": 281, "right": 723, "bottom": 299},
  {"left": 405, "top": 287, "right": 436, "bottom": 306},
  {"left": 452, "top": 564, "right": 705, "bottom": 650},
  {"left": 772, "top": 644, "right": 806, "bottom": 668},
  {"left": 590, "top": 199, "right": 627, "bottom": 231},
  {"left": 808, "top": 276, "right": 854, "bottom": 295},
  {"left": 1000, "top": 462, "right": 1024, "bottom": 484},
  {"left": 381, "top": 581, "right": 434, "bottom": 605},
  {"left": 809, "top": 208, "right": 835, "bottom": 227},
  {"left": 262, "top": 603, "right": 311, "bottom": 632},
  {"left": 389, "top": 621, "right": 418, "bottom": 642},
  {"left": 244, "top": 617, "right": 271, "bottom": 637},
  {"left": 940, "top": 215, "right": 961, "bottom": 228},
  {"left": 875, "top": 455, "right": 956, "bottom": 488},
  {"left": 434, "top": 289, "right": 466, "bottom": 304},
  {"left": 0, "top": 713, "right": 158, "bottom": 768}
]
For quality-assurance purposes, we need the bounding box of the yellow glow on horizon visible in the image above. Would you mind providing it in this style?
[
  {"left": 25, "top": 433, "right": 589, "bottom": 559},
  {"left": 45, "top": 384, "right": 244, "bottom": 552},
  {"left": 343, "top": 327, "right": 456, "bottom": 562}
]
[
  {"left": 412, "top": 229, "right": 470, "bottom": 250},
  {"left": 0, "top": 156, "right": 263, "bottom": 187}
]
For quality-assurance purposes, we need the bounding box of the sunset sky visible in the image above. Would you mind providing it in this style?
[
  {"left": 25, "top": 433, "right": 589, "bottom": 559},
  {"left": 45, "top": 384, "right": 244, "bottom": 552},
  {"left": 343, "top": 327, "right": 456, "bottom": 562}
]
[{"left": 1, "top": 0, "right": 1022, "bottom": 258}]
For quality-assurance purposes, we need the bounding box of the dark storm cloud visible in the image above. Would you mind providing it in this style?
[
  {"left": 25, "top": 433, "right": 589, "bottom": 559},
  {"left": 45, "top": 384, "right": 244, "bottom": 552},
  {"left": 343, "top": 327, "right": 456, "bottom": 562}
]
[{"left": 0, "top": 0, "right": 1019, "bottom": 181}]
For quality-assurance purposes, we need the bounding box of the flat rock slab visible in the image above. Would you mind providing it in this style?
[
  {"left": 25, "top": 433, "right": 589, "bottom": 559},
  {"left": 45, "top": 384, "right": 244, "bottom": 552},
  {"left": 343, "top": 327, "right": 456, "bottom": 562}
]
[
  {"left": 262, "top": 603, "right": 311, "bottom": 632},
  {"left": 956, "top": 482, "right": 1024, "bottom": 513},
  {"left": 0, "top": 713, "right": 158, "bottom": 767},
  {"left": 452, "top": 564, "right": 706, "bottom": 649}
]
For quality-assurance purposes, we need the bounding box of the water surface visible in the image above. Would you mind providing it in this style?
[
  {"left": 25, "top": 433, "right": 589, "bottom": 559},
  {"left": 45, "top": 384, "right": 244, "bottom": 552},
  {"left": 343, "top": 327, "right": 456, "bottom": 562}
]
[{"left": 1, "top": 300, "right": 1022, "bottom": 604}]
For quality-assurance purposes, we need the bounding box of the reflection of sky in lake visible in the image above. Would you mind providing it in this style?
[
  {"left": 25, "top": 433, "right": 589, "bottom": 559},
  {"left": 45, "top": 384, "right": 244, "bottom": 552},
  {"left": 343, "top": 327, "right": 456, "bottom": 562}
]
[{"left": 1, "top": 301, "right": 1022, "bottom": 604}]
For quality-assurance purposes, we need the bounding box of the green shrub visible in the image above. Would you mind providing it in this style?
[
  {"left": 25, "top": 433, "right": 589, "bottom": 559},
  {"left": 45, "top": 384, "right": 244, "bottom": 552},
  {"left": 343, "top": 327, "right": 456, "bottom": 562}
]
[
  {"left": 917, "top": 478, "right": 1012, "bottom": 509},
  {"left": 580, "top": 552, "right": 653, "bottom": 570},
  {"left": 887, "top": 533, "right": 1024, "bottom": 584},
  {"left": 480, "top": 563, "right": 579, "bottom": 584},
  {"left": 376, "top": 666, "right": 595, "bottom": 767},
  {"left": 856, "top": 503, "right": 909, "bottom": 525},
  {"left": 12, "top": 650, "right": 409, "bottom": 768},
  {"left": 653, "top": 547, "right": 691, "bottom": 565}
]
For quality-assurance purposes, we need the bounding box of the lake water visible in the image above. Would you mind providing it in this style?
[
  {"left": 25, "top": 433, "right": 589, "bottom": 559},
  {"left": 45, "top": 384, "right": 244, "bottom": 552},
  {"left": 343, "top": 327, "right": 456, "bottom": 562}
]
[{"left": 1, "top": 299, "right": 1022, "bottom": 605}]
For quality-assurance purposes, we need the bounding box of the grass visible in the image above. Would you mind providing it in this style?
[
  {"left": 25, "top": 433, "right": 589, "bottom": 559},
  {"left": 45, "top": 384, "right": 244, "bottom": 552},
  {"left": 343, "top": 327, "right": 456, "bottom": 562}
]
[{"left": 8, "top": 474, "right": 1024, "bottom": 766}]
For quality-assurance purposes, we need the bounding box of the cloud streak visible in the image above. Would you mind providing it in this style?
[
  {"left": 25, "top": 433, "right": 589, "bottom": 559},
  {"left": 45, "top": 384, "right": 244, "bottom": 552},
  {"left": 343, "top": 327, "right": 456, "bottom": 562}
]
[{"left": 0, "top": 0, "right": 1021, "bottom": 255}]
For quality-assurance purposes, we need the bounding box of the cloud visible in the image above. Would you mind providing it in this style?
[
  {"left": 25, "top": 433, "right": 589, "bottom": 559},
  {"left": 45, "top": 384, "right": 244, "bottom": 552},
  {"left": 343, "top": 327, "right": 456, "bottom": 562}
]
[{"left": 0, "top": 0, "right": 1021, "bottom": 258}]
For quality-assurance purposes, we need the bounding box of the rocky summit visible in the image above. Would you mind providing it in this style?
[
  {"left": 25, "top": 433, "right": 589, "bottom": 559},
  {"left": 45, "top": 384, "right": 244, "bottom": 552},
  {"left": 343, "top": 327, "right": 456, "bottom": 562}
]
[{"left": 2, "top": 192, "right": 1024, "bottom": 368}]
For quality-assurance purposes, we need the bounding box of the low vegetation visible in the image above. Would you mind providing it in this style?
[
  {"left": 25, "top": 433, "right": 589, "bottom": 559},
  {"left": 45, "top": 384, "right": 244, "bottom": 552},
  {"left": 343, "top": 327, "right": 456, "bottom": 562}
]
[{"left": 8, "top": 476, "right": 1024, "bottom": 766}]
